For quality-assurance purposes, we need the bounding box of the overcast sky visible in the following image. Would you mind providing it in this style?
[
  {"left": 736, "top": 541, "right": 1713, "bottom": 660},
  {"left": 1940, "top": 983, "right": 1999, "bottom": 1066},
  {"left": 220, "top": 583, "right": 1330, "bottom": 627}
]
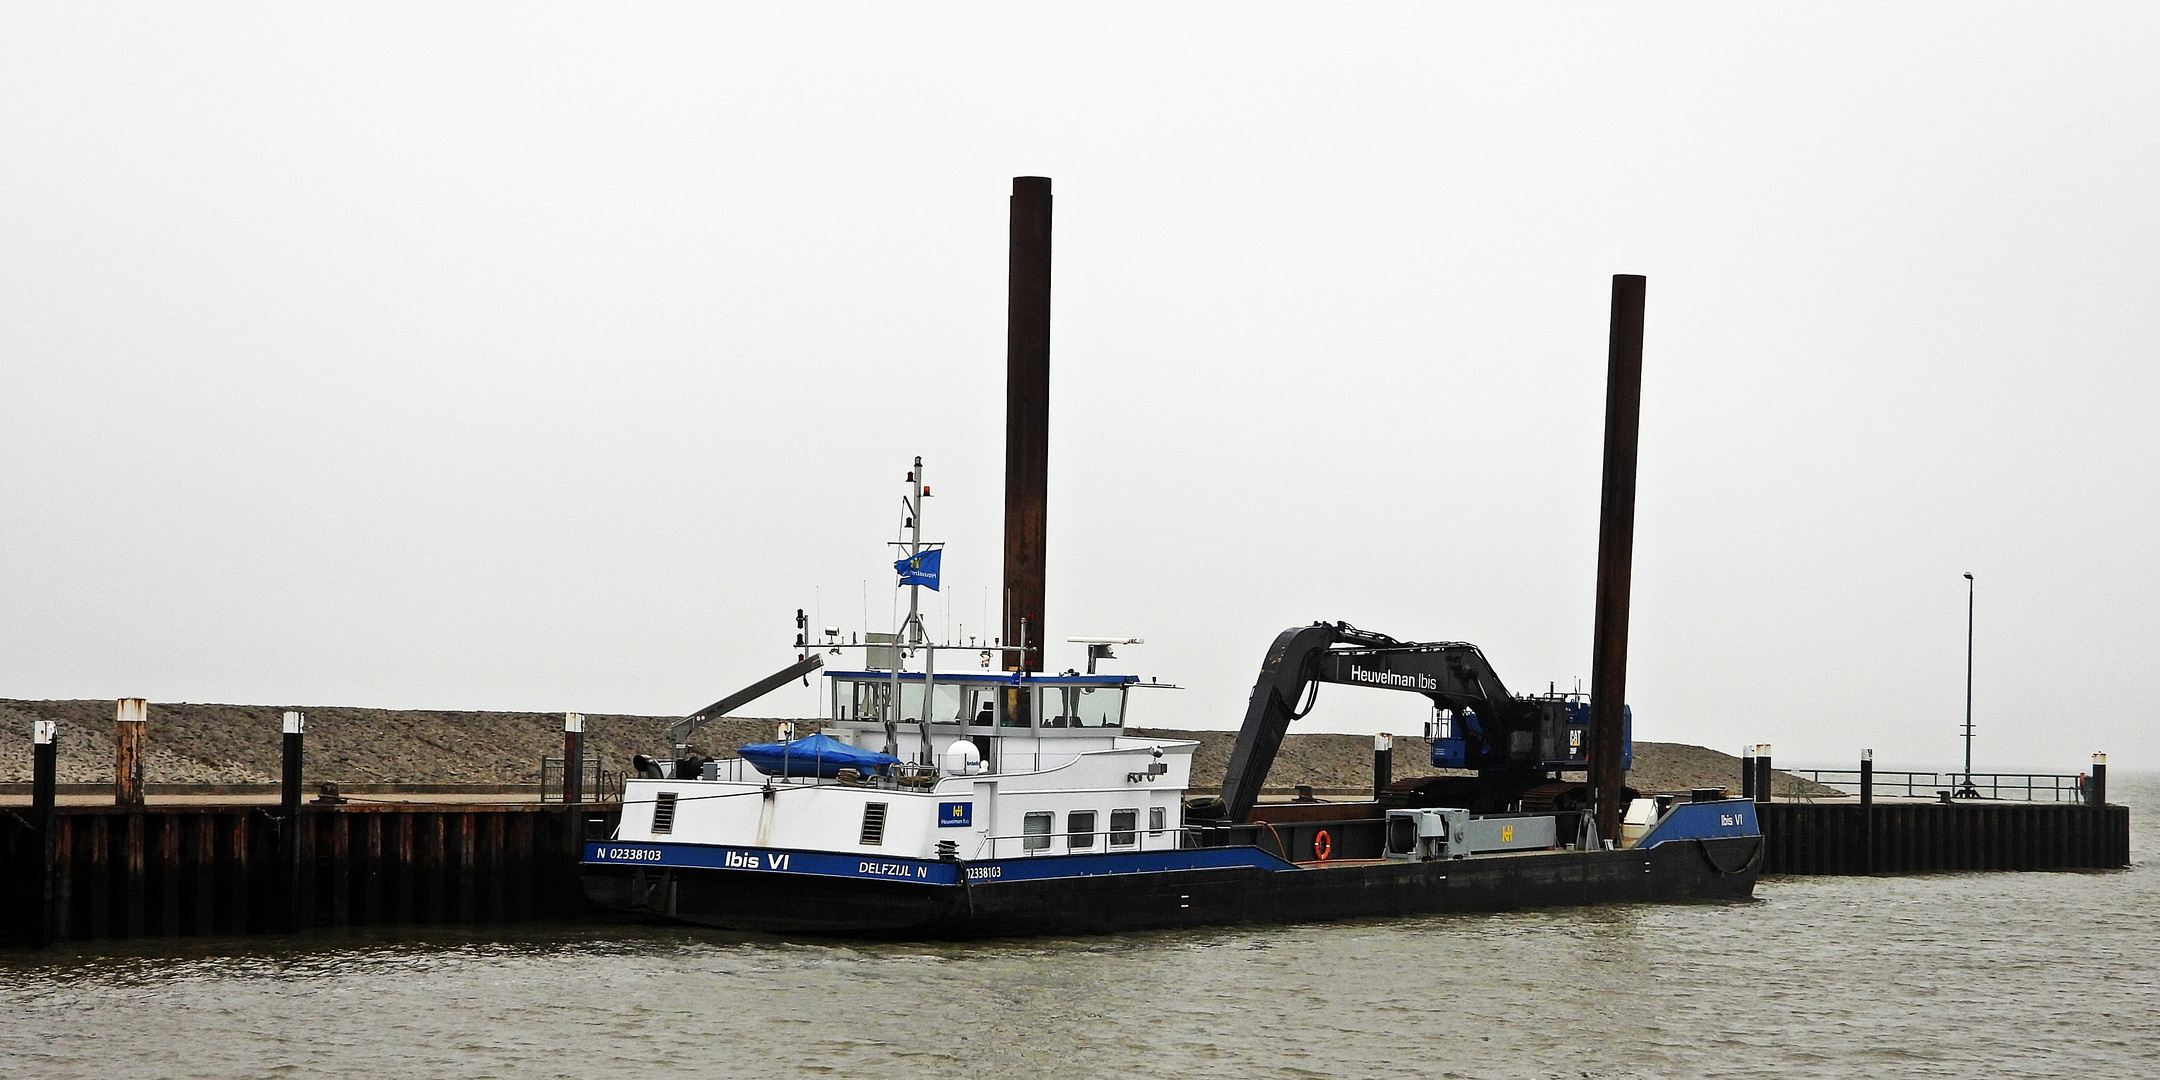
[{"left": 5, "top": 5, "right": 2156, "bottom": 771}]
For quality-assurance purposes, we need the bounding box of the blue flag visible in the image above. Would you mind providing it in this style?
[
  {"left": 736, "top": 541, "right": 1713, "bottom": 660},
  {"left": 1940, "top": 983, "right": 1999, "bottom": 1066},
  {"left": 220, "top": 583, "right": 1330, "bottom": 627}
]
[{"left": 894, "top": 548, "right": 942, "bottom": 590}]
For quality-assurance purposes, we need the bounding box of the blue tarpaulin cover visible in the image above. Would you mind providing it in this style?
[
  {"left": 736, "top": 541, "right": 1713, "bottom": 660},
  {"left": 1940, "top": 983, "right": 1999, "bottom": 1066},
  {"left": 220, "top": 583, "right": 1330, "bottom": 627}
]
[{"left": 736, "top": 733, "right": 901, "bottom": 778}]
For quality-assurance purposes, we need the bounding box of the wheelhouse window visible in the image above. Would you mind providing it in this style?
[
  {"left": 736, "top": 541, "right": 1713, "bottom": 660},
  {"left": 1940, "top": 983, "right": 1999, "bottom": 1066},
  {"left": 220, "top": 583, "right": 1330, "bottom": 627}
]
[
  {"left": 931, "top": 683, "right": 964, "bottom": 724},
  {"left": 1148, "top": 806, "right": 1167, "bottom": 835},
  {"left": 1109, "top": 808, "right": 1138, "bottom": 847},
  {"left": 1072, "top": 685, "right": 1125, "bottom": 728},
  {"left": 1067, "top": 810, "right": 1097, "bottom": 850},
  {"left": 1023, "top": 811, "right": 1052, "bottom": 851},
  {"left": 1000, "top": 686, "right": 1032, "bottom": 728},
  {"left": 898, "top": 681, "right": 928, "bottom": 725},
  {"left": 834, "top": 679, "right": 894, "bottom": 724},
  {"left": 1038, "top": 686, "right": 1124, "bottom": 729},
  {"left": 1040, "top": 687, "right": 1069, "bottom": 728}
]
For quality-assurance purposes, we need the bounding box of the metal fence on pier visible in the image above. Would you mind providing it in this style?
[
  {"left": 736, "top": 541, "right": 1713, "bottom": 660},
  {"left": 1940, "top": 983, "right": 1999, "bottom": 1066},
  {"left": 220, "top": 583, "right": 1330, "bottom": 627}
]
[
  {"left": 1791, "top": 770, "right": 2086, "bottom": 802},
  {"left": 540, "top": 757, "right": 619, "bottom": 803}
]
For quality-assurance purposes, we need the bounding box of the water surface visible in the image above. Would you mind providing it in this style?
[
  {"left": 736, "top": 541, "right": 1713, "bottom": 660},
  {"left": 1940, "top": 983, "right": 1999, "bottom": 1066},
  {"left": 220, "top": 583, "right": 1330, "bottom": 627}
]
[{"left": 5, "top": 776, "right": 2154, "bottom": 1078}]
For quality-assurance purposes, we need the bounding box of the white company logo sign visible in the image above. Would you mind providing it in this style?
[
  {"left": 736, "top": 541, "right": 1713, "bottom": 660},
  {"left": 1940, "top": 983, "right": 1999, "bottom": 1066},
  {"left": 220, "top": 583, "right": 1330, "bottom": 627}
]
[{"left": 1348, "top": 664, "right": 1439, "bottom": 691}]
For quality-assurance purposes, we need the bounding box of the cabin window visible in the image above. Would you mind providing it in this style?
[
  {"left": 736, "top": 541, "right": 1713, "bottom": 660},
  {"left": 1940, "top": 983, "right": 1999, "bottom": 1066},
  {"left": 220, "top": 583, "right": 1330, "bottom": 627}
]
[
  {"left": 1109, "top": 808, "right": 1138, "bottom": 847},
  {"left": 1072, "top": 686, "right": 1125, "bottom": 728},
  {"left": 898, "top": 681, "right": 928, "bottom": 724},
  {"left": 931, "top": 683, "right": 964, "bottom": 724},
  {"left": 859, "top": 802, "right": 888, "bottom": 846},
  {"left": 967, "top": 687, "right": 998, "bottom": 727},
  {"left": 1067, "top": 810, "right": 1097, "bottom": 850},
  {"left": 1427, "top": 708, "right": 1454, "bottom": 740},
  {"left": 1040, "top": 688, "right": 1071, "bottom": 728},
  {"left": 848, "top": 681, "right": 893, "bottom": 724},
  {"left": 1148, "top": 806, "right": 1167, "bottom": 835},
  {"left": 1000, "top": 686, "right": 1032, "bottom": 728},
  {"left": 1022, "top": 811, "right": 1052, "bottom": 851},
  {"left": 652, "top": 792, "right": 679, "bottom": 835}
]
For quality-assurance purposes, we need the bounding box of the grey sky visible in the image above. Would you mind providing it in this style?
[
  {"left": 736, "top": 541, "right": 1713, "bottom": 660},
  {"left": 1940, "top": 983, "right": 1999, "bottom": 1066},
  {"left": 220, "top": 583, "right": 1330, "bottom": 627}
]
[{"left": 4, "top": 5, "right": 2155, "bottom": 771}]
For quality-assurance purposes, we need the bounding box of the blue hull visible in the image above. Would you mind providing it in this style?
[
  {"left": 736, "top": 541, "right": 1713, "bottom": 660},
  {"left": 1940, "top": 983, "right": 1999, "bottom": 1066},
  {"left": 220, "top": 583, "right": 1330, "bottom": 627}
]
[{"left": 581, "top": 802, "right": 1762, "bottom": 937}]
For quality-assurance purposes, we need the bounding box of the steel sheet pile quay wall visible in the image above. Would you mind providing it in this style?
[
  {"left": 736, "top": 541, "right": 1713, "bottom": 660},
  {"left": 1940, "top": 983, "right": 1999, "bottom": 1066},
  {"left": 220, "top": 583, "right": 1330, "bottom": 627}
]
[
  {"left": 1, "top": 804, "right": 620, "bottom": 947},
  {"left": 1756, "top": 802, "right": 2130, "bottom": 875}
]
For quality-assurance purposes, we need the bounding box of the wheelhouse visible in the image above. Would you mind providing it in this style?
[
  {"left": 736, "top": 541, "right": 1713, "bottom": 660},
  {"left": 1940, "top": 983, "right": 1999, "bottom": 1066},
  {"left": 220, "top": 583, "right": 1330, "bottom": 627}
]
[{"left": 824, "top": 670, "right": 1134, "bottom": 734}]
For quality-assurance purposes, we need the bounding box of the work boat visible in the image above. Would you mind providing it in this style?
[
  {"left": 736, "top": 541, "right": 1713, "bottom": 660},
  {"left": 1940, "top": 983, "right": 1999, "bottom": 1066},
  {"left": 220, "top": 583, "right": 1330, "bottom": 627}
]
[
  {"left": 586, "top": 665, "right": 1241, "bottom": 934},
  {"left": 587, "top": 622, "right": 1753, "bottom": 933},
  {"left": 580, "top": 474, "right": 1762, "bottom": 937},
  {"left": 582, "top": 661, "right": 1761, "bottom": 936}
]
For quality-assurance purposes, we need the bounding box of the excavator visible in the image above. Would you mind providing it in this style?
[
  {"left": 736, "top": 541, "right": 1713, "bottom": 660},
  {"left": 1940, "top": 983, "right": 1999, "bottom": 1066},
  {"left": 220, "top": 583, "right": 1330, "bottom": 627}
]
[{"left": 1191, "top": 621, "right": 1633, "bottom": 825}]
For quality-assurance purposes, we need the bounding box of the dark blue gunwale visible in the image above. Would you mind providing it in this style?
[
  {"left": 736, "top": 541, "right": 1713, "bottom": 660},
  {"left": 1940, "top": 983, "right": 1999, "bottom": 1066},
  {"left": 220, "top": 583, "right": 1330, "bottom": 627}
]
[{"left": 583, "top": 841, "right": 1300, "bottom": 885}]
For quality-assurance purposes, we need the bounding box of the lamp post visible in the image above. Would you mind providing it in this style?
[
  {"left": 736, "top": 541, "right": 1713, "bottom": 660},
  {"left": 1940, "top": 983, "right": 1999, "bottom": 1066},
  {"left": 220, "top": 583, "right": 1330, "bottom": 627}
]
[{"left": 1959, "top": 572, "right": 1978, "bottom": 798}]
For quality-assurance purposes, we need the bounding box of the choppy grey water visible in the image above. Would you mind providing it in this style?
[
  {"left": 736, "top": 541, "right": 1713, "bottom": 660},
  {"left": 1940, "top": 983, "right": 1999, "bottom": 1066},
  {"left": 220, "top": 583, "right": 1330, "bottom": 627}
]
[{"left": 5, "top": 776, "right": 2155, "bottom": 1079}]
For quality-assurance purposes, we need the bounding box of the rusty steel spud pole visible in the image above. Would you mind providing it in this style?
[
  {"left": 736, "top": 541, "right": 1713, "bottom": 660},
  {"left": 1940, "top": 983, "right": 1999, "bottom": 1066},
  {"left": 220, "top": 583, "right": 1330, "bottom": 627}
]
[
  {"left": 1003, "top": 176, "right": 1052, "bottom": 673},
  {"left": 1590, "top": 274, "right": 1645, "bottom": 846}
]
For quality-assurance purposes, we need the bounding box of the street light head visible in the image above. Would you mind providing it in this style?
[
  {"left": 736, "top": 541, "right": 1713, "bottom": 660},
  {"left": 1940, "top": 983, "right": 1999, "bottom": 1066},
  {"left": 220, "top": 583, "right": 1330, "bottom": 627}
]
[{"left": 1963, "top": 573, "right": 1974, "bottom": 581}]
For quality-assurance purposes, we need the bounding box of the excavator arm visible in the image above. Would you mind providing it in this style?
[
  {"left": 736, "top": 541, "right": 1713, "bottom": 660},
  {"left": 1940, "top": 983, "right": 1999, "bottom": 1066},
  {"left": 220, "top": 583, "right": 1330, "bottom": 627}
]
[{"left": 1213, "top": 622, "right": 1520, "bottom": 824}]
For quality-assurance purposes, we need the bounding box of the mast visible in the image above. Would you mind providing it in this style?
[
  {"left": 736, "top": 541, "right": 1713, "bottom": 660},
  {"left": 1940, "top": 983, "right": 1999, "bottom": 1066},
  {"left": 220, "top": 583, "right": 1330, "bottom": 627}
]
[
  {"left": 905, "top": 457, "right": 934, "bottom": 763},
  {"left": 905, "top": 457, "right": 926, "bottom": 647}
]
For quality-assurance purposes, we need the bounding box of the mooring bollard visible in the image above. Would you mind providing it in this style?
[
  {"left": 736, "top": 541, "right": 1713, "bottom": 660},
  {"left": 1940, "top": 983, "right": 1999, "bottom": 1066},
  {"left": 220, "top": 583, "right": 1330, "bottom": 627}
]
[
  {"left": 115, "top": 698, "right": 147, "bottom": 806},
  {"left": 1860, "top": 748, "right": 1874, "bottom": 874},
  {"left": 32, "top": 720, "right": 59, "bottom": 947},
  {"left": 1740, "top": 744, "right": 1757, "bottom": 800},
  {"left": 1372, "top": 733, "right": 1393, "bottom": 800},
  {"left": 564, "top": 713, "right": 586, "bottom": 805},
  {"left": 1755, "top": 744, "right": 1774, "bottom": 804},
  {"left": 2090, "top": 752, "right": 2107, "bottom": 806}
]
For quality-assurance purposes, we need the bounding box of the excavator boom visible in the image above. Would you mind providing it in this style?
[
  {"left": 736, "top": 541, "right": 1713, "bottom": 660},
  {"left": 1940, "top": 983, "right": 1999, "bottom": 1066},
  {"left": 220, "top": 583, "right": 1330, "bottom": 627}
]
[{"left": 1213, "top": 621, "right": 1621, "bottom": 824}]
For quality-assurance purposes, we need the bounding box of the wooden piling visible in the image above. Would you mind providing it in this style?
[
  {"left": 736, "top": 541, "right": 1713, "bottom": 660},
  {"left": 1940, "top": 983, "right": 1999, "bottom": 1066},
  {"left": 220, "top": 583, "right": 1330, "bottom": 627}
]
[{"left": 115, "top": 699, "right": 147, "bottom": 807}]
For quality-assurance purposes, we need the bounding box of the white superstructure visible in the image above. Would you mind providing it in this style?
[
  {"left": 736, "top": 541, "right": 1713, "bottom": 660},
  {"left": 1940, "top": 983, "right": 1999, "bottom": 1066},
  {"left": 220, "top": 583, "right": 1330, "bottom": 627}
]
[{"left": 613, "top": 670, "right": 1196, "bottom": 862}]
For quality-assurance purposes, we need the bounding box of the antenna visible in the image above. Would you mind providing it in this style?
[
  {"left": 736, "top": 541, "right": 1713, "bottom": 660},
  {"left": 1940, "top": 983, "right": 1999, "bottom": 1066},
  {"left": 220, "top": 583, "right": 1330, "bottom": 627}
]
[{"left": 1069, "top": 637, "right": 1144, "bottom": 675}]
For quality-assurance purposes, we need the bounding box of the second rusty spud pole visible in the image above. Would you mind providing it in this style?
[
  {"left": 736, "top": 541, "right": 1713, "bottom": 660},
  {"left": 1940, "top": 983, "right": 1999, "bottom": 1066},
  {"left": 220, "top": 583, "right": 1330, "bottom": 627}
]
[
  {"left": 1590, "top": 274, "right": 1645, "bottom": 847},
  {"left": 1002, "top": 176, "right": 1052, "bottom": 673}
]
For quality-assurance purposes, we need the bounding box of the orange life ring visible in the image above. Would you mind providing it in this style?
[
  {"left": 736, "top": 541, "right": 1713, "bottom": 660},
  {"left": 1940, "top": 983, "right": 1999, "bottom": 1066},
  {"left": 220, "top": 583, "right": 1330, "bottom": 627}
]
[{"left": 1312, "top": 829, "right": 1333, "bottom": 861}]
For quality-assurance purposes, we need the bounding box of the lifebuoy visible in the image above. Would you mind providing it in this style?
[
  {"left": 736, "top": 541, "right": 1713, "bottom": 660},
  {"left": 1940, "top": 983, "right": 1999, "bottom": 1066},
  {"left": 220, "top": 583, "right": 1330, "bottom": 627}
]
[{"left": 1312, "top": 829, "right": 1333, "bottom": 861}]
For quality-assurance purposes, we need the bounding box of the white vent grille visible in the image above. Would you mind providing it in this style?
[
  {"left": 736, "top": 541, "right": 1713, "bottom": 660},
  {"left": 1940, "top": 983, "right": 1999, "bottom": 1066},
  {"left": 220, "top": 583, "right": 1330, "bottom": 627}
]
[
  {"left": 652, "top": 792, "right": 679, "bottom": 834},
  {"left": 859, "top": 802, "right": 889, "bottom": 846}
]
